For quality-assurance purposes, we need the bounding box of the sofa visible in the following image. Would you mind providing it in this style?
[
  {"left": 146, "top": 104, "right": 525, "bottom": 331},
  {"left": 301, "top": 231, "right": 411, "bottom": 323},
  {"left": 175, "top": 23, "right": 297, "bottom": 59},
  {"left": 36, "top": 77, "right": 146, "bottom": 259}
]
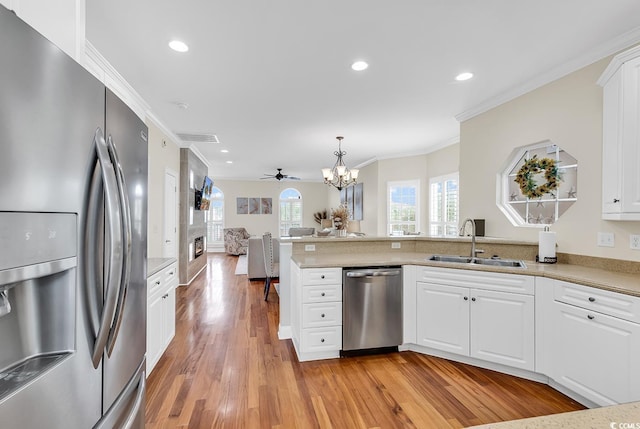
[
  {"left": 247, "top": 236, "right": 279, "bottom": 279},
  {"left": 288, "top": 227, "right": 315, "bottom": 237},
  {"left": 223, "top": 227, "right": 250, "bottom": 255}
]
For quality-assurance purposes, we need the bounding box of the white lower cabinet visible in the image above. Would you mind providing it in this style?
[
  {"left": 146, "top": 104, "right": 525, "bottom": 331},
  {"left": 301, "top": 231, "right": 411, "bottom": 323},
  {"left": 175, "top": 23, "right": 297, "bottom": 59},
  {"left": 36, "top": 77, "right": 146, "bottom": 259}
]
[
  {"left": 146, "top": 262, "right": 178, "bottom": 375},
  {"left": 416, "top": 267, "right": 535, "bottom": 371},
  {"left": 548, "top": 279, "right": 640, "bottom": 406},
  {"left": 291, "top": 266, "right": 342, "bottom": 361}
]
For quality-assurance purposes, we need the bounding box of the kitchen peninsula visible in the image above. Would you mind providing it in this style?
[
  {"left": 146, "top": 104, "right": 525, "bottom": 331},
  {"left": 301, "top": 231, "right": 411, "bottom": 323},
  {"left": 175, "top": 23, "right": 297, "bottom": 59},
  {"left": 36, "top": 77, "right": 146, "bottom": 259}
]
[{"left": 278, "top": 235, "right": 640, "bottom": 423}]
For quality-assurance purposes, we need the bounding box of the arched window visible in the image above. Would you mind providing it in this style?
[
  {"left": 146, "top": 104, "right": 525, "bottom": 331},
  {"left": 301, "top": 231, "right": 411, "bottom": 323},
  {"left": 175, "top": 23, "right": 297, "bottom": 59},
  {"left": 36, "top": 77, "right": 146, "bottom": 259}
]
[
  {"left": 279, "top": 188, "right": 302, "bottom": 237},
  {"left": 207, "top": 186, "right": 224, "bottom": 248}
]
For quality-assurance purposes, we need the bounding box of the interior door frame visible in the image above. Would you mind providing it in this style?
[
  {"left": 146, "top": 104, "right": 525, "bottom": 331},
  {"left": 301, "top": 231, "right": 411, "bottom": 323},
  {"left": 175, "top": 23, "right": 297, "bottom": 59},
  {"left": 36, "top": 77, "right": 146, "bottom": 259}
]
[{"left": 163, "top": 168, "right": 178, "bottom": 258}]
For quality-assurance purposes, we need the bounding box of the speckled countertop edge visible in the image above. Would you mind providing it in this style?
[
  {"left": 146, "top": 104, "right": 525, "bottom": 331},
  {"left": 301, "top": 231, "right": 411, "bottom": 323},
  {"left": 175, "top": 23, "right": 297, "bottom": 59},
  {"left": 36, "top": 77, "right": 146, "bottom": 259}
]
[
  {"left": 148, "top": 257, "right": 177, "bottom": 277},
  {"left": 291, "top": 252, "right": 640, "bottom": 297}
]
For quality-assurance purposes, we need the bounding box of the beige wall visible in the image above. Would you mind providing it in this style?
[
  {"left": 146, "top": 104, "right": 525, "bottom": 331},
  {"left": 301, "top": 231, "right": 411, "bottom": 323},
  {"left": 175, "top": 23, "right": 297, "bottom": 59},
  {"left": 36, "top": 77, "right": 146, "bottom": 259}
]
[
  {"left": 460, "top": 55, "right": 640, "bottom": 262},
  {"left": 146, "top": 119, "right": 181, "bottom": 258},
  {"left": 356, "top": 144, "right": 460, "bottom": 236},
  {"left": 213, "top": 179, "right": 331, "bottom": 237}
]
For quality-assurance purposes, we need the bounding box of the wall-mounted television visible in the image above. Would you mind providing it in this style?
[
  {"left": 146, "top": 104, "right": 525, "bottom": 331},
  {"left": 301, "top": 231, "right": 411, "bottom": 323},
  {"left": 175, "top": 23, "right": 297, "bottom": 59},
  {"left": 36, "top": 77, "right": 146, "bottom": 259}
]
[{"left": 195, "top": 176, "right": 213, "bottom": 210}]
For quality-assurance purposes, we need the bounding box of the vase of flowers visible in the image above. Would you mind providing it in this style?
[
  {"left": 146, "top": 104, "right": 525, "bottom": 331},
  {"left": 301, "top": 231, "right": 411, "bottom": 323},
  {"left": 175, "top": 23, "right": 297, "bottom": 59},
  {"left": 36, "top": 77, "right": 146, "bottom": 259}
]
[{"left": 331, "top": 204, "right": 350, "bottom": 237}]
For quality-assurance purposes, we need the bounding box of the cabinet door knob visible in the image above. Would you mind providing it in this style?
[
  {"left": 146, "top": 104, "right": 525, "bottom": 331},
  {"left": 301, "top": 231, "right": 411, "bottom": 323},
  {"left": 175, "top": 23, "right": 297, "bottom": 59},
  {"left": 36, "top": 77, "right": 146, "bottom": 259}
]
[
  {"left": 587, "top": 314, "right": 595, "bottom": 320},
  {"left": 321, "top": 292, "right": 326, "bottom": 297},
  {"left": 588, "top": 297, "right": 596, "bottom": 302},
  {"left": 321, "top": 313, "right": 325, "bottom": 318},
  {"left": 471, "top": 297, "right": 476, "bottom": 302},
  {"left": 320, "top": 338, "right": 325, "bottom": 343},
  {"left": 320, "top": 275, "right": 325, "bottom": 279},
  {"left": 155, "top": 280, "right": 161, "bottom": 285},
  {"left": 613, "top": 198, "right": 620, "bottom": 203},
  {"left": 464, "top": 296, "right": 468, "bottom": 301}
]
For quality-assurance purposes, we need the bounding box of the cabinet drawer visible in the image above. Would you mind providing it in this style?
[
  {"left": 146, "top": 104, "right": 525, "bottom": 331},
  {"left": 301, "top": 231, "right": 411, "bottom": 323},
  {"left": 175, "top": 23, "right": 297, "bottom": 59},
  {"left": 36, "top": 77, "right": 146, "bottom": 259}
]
[
  {"left": 302, "top": 302, "right": 342, "bottom": 327},
  {"left": 302, "top": 268, "right": 342, "bottom": 285},
  {"left": 417, "top": 266, "right": 534, "bottom": 295},
  {"left": 301, "top": 326, "right": 342, "bottom": 352},
  {"left": 554, "top": 280, "right": 640, "bottom": 323},
  {"left": 147, "top": 272, "right": 163, "bottom": 296},
  {"left": 164, "top": 263, "right": 178, "bottom": 285},
  {"left": 302, "top": 284, "right": 341, "bottom": 303}
]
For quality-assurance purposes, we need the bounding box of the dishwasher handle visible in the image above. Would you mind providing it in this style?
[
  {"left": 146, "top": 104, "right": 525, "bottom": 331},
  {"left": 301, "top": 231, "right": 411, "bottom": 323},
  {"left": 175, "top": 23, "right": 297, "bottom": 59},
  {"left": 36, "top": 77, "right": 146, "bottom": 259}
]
[{"left": 346, "top": 270, "right": 401, "bottom": 278}]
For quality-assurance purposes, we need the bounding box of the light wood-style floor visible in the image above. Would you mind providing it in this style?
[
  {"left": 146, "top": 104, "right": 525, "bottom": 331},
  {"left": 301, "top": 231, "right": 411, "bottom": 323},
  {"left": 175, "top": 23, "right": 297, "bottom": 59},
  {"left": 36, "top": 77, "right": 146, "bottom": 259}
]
[{"left": 145, "top": 253, "right": 585, "bottom": 428}]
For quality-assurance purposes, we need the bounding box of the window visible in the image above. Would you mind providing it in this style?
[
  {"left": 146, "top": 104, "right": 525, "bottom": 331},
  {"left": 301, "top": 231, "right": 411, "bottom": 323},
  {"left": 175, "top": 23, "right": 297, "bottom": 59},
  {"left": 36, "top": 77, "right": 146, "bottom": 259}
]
[
  {"left": 429, "top": 173, "right": 459, "bottom": 236},
  {"left": 207, "top": 186, "right": 224, "bottom": 245},
  {"left": 279, "top": 188, "right": 302, "bottom": 237},
  {"left": 387, "top": 180, "right": 420, "bottom": 235}
]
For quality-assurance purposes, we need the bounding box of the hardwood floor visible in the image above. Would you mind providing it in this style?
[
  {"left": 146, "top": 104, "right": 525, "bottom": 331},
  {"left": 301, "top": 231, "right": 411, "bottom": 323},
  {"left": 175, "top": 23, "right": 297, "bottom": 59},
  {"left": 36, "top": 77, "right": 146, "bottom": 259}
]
[{"left": 145, "top": 253, "right": 585, "bottom": 428}]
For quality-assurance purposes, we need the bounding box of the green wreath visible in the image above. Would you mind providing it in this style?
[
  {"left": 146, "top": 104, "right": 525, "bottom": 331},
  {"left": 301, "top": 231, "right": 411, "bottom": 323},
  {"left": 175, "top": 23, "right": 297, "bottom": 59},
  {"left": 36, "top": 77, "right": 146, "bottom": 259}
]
[{"left": 514, "top": 155, "right": 561, "bottom": 199}]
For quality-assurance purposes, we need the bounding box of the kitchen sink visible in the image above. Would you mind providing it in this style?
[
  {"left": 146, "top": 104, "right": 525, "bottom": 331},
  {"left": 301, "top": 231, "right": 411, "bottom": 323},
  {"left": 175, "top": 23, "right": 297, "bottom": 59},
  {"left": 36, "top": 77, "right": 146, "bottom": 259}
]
[{"left": 427, "top": 255, "right": 526, "bottom": 268}]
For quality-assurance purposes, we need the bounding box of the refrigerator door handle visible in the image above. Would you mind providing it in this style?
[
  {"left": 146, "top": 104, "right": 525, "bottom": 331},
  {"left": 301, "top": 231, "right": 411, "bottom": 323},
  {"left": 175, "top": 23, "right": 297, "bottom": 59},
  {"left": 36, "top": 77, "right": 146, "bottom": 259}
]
[
  {"left": 90, "top": 128, "right": 124, "bottom": 368},
  {"left": 121, "top": 370, "right": 145, "bottom": 429},
  {"left": 105, "top": 135, "right": 132, "bottom": 356}
]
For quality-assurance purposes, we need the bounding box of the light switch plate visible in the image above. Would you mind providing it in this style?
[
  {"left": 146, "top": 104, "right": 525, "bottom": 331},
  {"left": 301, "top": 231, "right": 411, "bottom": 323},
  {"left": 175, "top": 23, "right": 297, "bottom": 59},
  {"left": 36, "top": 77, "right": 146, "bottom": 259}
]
[
  {"left": 630, "top": 235, "right": 640, "bottom": 250},
  {"left": 391, "top": 242, "right": 401, "bottom": 249},
  {"left": 304, "top": 244, "right": 316, "bottom": 252},
  {"left": 597, "top": 232, "right": 615, "bottom": 247}
]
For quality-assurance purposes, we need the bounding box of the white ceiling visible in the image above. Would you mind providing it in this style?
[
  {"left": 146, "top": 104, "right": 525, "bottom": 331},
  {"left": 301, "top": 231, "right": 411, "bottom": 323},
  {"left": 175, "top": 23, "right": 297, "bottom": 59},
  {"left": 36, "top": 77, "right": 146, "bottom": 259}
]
[{"left": 86, "top": 1, "right": 640, "bottom": 182}]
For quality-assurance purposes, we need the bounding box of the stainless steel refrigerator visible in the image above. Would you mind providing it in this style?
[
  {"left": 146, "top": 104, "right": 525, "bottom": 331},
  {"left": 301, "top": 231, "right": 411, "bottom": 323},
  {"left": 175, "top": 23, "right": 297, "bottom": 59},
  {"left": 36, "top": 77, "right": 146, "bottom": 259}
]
[{"left": 0, "top": 6, "right": 147, "bottom": 428}]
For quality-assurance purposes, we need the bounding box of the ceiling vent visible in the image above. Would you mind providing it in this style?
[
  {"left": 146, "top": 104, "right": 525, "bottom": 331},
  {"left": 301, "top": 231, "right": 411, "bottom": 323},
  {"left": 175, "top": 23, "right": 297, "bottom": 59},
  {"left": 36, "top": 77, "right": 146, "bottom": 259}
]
[{"left": 176, "top": 132, "right": 219, "bottom": 144}]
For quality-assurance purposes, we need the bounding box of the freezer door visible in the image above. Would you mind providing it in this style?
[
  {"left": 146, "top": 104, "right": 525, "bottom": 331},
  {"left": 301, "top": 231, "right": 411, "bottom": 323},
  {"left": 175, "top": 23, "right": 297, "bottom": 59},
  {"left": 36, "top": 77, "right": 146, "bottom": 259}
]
[
  {"left": 0, "top": 5, "right": 103, "bottom": 428},
  {"left": 102, "top": 89, "right": 148, "bottom": 416}
]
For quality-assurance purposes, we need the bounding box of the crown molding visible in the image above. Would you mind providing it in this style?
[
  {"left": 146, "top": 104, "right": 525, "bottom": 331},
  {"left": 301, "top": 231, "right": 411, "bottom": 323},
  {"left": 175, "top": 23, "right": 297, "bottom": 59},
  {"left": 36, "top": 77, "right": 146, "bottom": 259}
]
[
  {"left": 83, "top": 41, "right": 150, "bottom": 121},
  {"left": 145, "top": 111, "right": 183, "bottom": 148},
  {"left": 597, "top": 43, "right": 640, "bottom": 86},
  {"left": 186, "top": 144, "right": 211, "bottom": 168},
  {"left": 456, "top": 26, "right": 640, "bottom": 123}
]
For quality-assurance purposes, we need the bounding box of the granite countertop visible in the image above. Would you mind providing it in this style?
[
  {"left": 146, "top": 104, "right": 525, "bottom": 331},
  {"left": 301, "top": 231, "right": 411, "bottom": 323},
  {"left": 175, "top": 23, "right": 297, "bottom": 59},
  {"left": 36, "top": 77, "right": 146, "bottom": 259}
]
[
  {"left": 466, "top": 401, "right": 640, "bottom": 428},
  {"left": 148, "top": 257, "right": 177, "bottom": 277},
  {"left": 291, "top": 252, "right": 640, "bottom": 297}
]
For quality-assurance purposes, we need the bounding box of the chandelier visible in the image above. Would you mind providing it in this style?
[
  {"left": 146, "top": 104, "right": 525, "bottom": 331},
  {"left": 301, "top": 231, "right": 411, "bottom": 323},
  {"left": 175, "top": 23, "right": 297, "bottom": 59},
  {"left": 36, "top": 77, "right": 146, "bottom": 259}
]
[{"left": 321, "top": 136, "right": 359, "bottom": 190}]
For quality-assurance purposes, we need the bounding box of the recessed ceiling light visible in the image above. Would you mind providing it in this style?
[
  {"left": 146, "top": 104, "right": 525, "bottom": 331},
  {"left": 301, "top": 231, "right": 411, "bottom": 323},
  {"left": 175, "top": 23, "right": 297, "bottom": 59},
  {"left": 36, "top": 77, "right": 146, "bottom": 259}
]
[
  {"left": 455, "top": 72, "right": 474, "bottom": 81},
  {"left": 220, "top": 149, "right": 229, "bottom": 153},
  {"left": 226, "top": 160, "right": 233, "bottom": 164},
  {"left": 351, "top": 61, "right": 369, "bottom": 71},
  {"left": 169, "top": 40, "right": 189, "bottom": 53}
]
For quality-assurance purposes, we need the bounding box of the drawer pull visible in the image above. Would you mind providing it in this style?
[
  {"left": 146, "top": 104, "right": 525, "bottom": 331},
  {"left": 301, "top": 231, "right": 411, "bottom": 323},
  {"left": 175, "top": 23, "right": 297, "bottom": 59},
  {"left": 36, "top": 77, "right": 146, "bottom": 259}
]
[
  {"left": 321, "top": 292, "right": 326, "bottom": 297},
  {"left": 587, "top": 314, "right": 595, "bottom": 320},
  {"left": 613, "top": 198, "right": 620, "bottom": 203},
  {"left": 155, "top": 280, "right": 161, "bottom": 285},
  {"left": 169, "top": 271, "right": 174, "bottom": 275},
  {"left": 321, "top": 313, "right": 325, "bottom": 318},
  {"left": 588, "top": 297, "right": 596, "bottom": 302},
  {"left": 320, "top": 338, "right": 325, "bottom": 343},
  {"left": 464, "top": 296, "right": 468, "bottom": 301},
  {"left": 320, "top": 275, "right": 325, "bottom": 279},
  {"left": 471, "top": 297, "right": 476, "bottom": 302}
]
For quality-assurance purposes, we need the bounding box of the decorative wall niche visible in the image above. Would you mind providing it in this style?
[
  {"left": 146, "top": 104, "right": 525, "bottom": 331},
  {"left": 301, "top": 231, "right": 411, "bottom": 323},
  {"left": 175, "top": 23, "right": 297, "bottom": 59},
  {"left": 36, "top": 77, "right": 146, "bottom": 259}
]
[{"left": 497, "top": 140, "right": 577, "bottom": 227}]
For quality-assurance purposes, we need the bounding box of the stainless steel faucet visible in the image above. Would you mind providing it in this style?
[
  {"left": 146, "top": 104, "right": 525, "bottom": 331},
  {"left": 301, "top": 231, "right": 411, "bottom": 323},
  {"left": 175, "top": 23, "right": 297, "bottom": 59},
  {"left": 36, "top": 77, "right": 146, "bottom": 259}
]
[{"left": 460, "top": 218, "right": 483, "bottom": 258}]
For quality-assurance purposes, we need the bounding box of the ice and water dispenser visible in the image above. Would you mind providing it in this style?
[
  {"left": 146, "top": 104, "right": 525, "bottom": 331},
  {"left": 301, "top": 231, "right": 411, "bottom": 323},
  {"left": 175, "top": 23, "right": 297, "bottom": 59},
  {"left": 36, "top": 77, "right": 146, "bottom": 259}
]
[{"left": 0, "top": 212, "right": 77, "bottom": 401}]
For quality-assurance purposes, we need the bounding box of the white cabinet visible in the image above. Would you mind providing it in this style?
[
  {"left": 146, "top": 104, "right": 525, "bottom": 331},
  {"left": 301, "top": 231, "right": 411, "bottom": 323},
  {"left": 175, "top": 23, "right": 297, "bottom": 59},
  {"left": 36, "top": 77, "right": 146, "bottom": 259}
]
[
  {"left": 146, "top": 261, "right": 178, "bottom": 375},
  {"left": 548, "top": 279, "right": 640, "bottom": 406},
  {"left": 599, "top": 45, "right": 640, "bottom": 220},
  {"left": 416, "top": 267, "right": 535, "bottom": 371},
  {"left": 290, "top": 266, "right": 342, "bottom": 362}
]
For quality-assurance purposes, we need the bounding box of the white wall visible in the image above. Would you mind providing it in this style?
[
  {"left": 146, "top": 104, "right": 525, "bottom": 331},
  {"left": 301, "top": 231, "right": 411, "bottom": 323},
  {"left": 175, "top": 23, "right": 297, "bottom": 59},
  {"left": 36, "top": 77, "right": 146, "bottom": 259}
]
[
  {"left": 213, "top": 179, "right": 331, "bottom": 237},
  {"left": 147, "top": 119, "right": 181, "bottom": 258},
  {"left": 460, "top": 54, "right": 640, "bottom": 262}
]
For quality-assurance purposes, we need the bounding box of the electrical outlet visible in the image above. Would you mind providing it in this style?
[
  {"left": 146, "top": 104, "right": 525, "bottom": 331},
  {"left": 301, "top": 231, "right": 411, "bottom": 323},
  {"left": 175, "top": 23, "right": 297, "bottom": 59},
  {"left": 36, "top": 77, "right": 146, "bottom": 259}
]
[
  {"left": 630, "top": 235, "right": 640, "bottom": 250},
  {"left": 304, "top": 244, "right": 316, "bottom": 252},
  {"left": 391, "top": 242, "right": 401, "bottom": 249},
  {"left": 597, "top": 232, "right": 615, "bottom": 247}
]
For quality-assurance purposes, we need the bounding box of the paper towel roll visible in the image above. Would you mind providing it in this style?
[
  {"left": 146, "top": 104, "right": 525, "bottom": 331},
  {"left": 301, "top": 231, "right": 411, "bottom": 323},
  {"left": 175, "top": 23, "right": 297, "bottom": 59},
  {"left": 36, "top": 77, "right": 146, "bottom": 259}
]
[{"left": 538, "top": 231, "right": 556, "bottom": 263}]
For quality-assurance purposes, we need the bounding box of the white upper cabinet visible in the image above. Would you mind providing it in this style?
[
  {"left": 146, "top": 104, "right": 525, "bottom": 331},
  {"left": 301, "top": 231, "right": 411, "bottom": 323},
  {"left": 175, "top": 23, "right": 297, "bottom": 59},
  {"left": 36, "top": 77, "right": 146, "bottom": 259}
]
[
  {"left": 599, "top": 45, "right": 640, "bottom": 220},
  {"left": 0, "top": 0, "right": 85, "bottom": 61}
]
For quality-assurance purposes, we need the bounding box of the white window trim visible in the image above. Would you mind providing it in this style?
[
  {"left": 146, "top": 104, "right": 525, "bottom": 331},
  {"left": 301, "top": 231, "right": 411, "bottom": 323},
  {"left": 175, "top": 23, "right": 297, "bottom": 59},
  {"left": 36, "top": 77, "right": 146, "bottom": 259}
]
[
  {"left": 387, "top": 180, "right": 420, "bottom": 235},
  {"left": 429, "top": 172, "right": 459, "bottom": 237}
]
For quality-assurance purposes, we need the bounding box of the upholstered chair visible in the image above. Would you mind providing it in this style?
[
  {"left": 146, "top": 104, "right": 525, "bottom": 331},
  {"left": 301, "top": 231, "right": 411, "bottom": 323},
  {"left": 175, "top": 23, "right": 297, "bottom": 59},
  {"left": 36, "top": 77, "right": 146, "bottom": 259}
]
[
  {"left": 223, "top": 227, "right": 250, "bottom": 255},
  {"left": 262, "top": 232, "right": 279, "bottom": 301}
]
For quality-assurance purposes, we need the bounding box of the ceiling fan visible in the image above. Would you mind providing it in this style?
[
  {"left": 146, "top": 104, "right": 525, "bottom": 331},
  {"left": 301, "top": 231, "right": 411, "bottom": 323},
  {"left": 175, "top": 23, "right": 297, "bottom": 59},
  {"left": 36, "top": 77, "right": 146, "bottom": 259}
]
[{"left": 261, "top": 168, "right": 300, "bottom": 181}]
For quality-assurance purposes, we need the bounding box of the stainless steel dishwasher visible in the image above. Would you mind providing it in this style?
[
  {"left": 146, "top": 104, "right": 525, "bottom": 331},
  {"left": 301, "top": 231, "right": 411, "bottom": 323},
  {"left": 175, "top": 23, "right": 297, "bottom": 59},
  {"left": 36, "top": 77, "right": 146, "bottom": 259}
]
[{"left": 342, "top": 267, "right": 403, "bottom": 354}]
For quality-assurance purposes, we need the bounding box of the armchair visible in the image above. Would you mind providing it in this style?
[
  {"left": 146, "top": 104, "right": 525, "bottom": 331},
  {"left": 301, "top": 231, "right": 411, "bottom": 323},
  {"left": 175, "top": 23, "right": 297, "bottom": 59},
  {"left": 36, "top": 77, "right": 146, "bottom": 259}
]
[{"left": 223, "top": 227, "right": 250, "bottom": 255}]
